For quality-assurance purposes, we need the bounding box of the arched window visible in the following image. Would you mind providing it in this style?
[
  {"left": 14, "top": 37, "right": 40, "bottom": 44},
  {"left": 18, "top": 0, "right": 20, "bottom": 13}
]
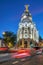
[{"left": 28, "top": 27, "right": 31, "bottom": 34}]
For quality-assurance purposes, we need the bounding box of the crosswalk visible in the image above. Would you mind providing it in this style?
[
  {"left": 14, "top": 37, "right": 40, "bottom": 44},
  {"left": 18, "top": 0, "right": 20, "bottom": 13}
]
[
  {"left": 12, "top": 61, "right": 19, "bottom": 64},
  {"left": 21, "top": 58, "right": 26, "bottom": 61},
  {"left": 12, "top": 58, "right": 26, "bottom": 64}
]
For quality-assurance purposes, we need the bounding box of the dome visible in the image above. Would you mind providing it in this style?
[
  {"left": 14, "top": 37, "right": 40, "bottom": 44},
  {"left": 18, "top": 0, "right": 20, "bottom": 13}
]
[
  {"left": 21, "top": 5, "right": 32, "bottom": 22},
  {"left": 21, "top": 11, "right": 32, "bottom": 22}
]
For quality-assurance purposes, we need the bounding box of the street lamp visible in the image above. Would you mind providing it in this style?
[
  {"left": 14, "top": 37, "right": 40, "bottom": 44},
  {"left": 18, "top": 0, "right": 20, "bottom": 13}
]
[{"left": 2, "top": 32, "right": 5, "bottom": 35}]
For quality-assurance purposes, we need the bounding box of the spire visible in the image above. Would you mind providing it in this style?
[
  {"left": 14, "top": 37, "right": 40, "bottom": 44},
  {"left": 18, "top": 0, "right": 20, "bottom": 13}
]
[{"left": 25, "top": 5, "right": 30, "bottom": 12}]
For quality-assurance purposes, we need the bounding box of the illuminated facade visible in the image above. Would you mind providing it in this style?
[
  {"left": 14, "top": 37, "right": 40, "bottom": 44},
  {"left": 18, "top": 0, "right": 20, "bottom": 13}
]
[{"left": 17, "top": 5, "right": 39, "bottom": 48}]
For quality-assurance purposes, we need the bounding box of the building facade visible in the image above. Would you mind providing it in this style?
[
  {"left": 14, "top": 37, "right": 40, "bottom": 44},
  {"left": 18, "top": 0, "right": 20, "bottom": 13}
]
[
  {"left": 17, "top": 5, "right": 39, "bottom": 48},
  {"left": 0, "top": 38, "right": 5, "bottom": 47}
]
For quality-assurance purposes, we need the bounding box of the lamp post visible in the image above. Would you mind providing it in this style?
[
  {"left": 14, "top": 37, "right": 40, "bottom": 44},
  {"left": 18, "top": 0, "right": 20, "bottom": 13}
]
[{"left": 2, "top": 32, "right": 6, "bottom": 35}]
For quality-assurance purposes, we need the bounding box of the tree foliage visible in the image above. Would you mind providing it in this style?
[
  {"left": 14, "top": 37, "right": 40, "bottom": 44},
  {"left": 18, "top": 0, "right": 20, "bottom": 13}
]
[
  {"left": 39, "top": 35, "right": 42, "bottom": 42},
  {"left": 2, "top": 31, "right": 17, "bottom": 47}
]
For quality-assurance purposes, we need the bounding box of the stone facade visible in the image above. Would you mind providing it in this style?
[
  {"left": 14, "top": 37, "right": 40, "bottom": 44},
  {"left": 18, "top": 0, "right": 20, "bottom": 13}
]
[
  {"left": 0, "top": 39, "right": 5, "bottom": 47},
  {"left": 17, "top": 5, "right": 39, "bottom": 48}
]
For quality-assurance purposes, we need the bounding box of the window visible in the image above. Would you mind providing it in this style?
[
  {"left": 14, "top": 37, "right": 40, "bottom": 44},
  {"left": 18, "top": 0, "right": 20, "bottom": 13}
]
[
  {"left": 25, "top": 34, "right": 27, "bottom": 37},
  {"left": 25, "top": 30, "right": 27, "bottom": 33},
  {"left": 25, "top": 24, "right": 27, "bottom": 27},
  {"left": 28, "top": 27, "right": 31, "bottom": 34},
  {"left": 22, "top": 27, "right": 24, "bottom": 30}
]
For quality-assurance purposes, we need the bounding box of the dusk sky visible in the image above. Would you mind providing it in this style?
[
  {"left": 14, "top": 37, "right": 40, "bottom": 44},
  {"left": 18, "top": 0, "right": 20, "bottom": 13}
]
[{"left": 0, "top": 0, "right": 43, "bottom": 38}]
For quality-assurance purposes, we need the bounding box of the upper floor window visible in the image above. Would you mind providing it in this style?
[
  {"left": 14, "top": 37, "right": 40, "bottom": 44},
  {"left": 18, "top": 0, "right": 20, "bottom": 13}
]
[
  {"left": 25, "top": 24, "right": 27, "bottom": 27},
  {"left": 28, "top": 27, "right": 31, "bottom": 34},
  {"left": 22, "top": 27, "right": 24, "bottom": 30}
]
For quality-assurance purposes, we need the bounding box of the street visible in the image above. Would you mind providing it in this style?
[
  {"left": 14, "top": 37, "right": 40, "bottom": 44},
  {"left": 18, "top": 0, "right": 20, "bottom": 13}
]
[
  {"left": 0, "top": 54, "right": 43, "bottom": 65},
  {"left": 0, "top": 53, "right": 12, "bottom": 62}
]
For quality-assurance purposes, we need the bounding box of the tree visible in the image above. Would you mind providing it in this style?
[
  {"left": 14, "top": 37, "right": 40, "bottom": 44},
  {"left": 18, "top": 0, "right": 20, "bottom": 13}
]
[
  {"left": 39, "top": 35, "right": 42, "bottom": 42},
  {"left": 2, "top": 31, "right": 17, "bottom": 48}
]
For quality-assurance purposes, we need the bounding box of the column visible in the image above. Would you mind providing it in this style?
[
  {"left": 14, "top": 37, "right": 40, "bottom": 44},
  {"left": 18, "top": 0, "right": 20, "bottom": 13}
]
[
  {"left": 22, "top": 27, "right": 24, "bottom": 48},
  {"left": 27, "top": 38, "right": 30, "bottom": 48},
  {"left": 22, "top": 38, "right": 24, "bottom": 48}
]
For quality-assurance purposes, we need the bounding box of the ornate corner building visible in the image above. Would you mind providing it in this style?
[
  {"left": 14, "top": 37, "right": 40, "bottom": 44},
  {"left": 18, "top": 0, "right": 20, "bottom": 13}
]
[{"left": 17, "top": 5, "right": 39, "bottom": 48}]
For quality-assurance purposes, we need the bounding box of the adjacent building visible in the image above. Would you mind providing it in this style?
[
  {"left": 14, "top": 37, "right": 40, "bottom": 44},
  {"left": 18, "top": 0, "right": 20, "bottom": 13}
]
[{"left": 0, "top": 38, "right": 5, "bottom": 47}]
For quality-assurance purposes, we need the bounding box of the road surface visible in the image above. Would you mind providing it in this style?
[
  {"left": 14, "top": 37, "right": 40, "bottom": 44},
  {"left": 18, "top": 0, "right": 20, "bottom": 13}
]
[
  {"left": 0, "top": 54, "right": 43, "bottom": 65},
  {"left": 0, "top": 53, "right": 11, "bottom": 62}
]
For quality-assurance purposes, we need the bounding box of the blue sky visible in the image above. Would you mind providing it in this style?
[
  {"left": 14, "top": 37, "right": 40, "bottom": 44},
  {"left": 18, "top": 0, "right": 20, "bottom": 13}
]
[{"left": 0, "top": 0, "right": 43, "bottom": 38}]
